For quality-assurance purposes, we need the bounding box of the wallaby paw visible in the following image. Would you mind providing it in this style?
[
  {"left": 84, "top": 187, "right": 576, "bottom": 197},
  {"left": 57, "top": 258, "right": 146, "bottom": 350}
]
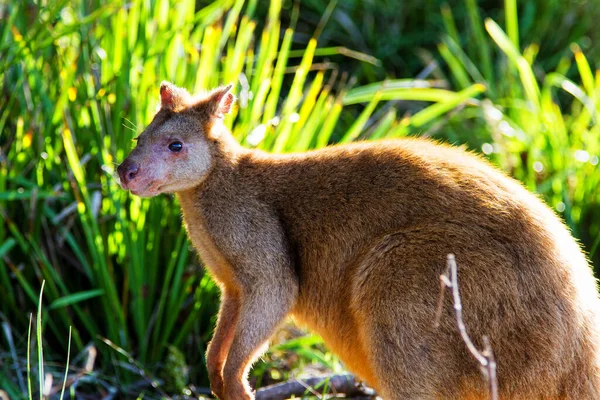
[
  {"left": 223, "top": 384, "right": 254, "bottom": 400},
  {"left": 209, "top": 374, "right": 225, "bottom": 399}
]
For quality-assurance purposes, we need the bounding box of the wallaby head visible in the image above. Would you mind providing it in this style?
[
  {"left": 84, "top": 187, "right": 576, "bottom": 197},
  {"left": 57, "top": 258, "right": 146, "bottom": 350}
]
[{"left": 117, "top": 82, "right": 235, "bottom": 196}]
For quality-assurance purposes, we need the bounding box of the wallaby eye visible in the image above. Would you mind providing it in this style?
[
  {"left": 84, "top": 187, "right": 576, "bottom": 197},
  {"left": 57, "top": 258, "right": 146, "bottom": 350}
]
[{"left": 168, "top": 141, "right": 183, "bottom": 152}]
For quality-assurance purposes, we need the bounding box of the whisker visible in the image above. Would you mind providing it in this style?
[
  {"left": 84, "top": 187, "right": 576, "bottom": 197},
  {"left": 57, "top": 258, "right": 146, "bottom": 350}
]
[
  {"left": 101, "top": 164, "right": 122, "bottom": 185},
  {"left": 122, "top": 123, "right": 137, "bottom": 133},
  {"left": 122, "top": 117, "right": 139, "bottom": 135},
  {"left": 122, "top": 117, "right": 137, "bottom": 129}
]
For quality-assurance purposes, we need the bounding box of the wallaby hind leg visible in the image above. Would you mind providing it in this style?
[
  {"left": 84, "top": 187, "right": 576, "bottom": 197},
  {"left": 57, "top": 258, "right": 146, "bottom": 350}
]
[
  {"left": 350, "top": 226, "right": 600, "bottom": 399},
  {"left": 350, "top": 233, "right": 466, "bottom": 399},
  {"left": 352, "top": 232, "right": 504, "bottom": 400}
]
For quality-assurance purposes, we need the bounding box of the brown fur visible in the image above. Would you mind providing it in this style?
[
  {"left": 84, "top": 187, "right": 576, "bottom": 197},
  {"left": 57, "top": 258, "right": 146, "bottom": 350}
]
[{"left": 118, "top": 83, "right": 600, "bottom": 399}]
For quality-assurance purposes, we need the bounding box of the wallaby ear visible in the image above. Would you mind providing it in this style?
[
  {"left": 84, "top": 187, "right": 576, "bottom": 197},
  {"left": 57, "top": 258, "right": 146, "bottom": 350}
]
[
  {"left": 208, "top": 84, "right": 236, "bottom": 119},
  {"left": 160, "top": 81, "right": 189, "bottom": 111}
]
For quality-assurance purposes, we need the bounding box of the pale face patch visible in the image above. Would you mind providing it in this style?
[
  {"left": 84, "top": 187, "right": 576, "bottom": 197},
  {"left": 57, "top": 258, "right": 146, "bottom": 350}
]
[{"left": 119, "top": 114, "right": 213, "bottom": 197}]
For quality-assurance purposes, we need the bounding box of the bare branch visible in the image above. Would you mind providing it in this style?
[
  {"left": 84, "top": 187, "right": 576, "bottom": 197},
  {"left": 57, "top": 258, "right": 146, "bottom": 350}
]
[
  {"left": 433, "top": 267, "right": 451, "bottom": 328},
  {"left": 435, "top": 254, "right": 499, "bottom": 400},
  {"left": 482, "top": 335, "right": 499, "bottom": 400},
  {"left": 255, "top": 374, "right": 374, "bottom": 400}
]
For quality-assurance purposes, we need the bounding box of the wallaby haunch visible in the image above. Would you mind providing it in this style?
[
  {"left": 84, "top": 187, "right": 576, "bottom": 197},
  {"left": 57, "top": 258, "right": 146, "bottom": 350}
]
[{"left": 118, "top": 83, "right": 600, "bottom": 399}]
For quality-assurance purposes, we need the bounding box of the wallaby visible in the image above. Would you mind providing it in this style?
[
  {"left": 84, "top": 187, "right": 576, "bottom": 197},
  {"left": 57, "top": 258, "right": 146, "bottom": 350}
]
[{"left": 117, "top": 82, "right": 600, "bottom": 399}]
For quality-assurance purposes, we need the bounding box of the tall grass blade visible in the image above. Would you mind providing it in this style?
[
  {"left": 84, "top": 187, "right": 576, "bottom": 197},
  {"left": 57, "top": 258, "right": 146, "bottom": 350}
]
[
  {"left": 59, "top": 327, "right": 72, "bottom": 400},
  {"left": 27, "top": 314, "right": 32, "bottom": 400},
  {"left": 465, "top": 0, "right": 494, "bottom": 85},
  {"left": 440, "top": 4, "right": 460, "bottom": 46},
  {"left": 505, "top": 0, "right": 519, "bottom": 49},
  {"left": 37, "top": 281, "right": 45, "bottom": 400},
  {"left": 409, "top": 83, "right": 486, "bottom": 128},
  {"left": 340, "top": 91, "right": 381, "bottom": 143},
  {"left": 438, "top": 42, "right": 470, "bottom": 89},
  {"left": 485, "top": 18, "right": 540, "bottom": 109}
]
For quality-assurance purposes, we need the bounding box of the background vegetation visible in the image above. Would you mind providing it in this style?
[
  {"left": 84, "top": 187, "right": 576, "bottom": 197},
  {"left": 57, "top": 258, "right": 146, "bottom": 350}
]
[{"left": 1, "top": 0, "right": 599, "bottom": 397}]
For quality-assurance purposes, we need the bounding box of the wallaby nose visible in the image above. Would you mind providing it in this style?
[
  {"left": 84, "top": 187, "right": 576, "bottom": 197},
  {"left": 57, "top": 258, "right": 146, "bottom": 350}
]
[{"left": 117, "top": 160, "right": 139, "bottom": 188}]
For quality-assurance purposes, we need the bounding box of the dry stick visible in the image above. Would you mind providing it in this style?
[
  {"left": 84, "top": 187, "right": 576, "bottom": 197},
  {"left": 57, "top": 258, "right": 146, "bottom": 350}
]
[
  {"left": 255, "top": 374, "right": 369, "bottom": 400},
  {"left": 434, "top": 254, "right": 499, "bottom": 400},
  {"left": 482, "top": 335, "right": 498, "bottom": 400}
]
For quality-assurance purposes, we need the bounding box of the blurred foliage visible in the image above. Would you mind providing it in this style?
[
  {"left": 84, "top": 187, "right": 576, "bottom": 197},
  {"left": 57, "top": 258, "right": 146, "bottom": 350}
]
[
  {"left": 1, "top": 0, "right": 599, "bottom": 397},
  {"left": 280, "top": 0, "right": 600, "bottom": 82}
]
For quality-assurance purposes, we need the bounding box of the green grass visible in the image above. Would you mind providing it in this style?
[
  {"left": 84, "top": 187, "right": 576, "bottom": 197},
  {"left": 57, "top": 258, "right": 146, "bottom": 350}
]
[
  {"left": 0, "top": 282, "right": 72, "bottom": 399},
  {"left": 279, "top": 0, "right": 600, "bottom": 84},
  {"left": 1, "top": 0, "right": 599, "bottom": 397}
]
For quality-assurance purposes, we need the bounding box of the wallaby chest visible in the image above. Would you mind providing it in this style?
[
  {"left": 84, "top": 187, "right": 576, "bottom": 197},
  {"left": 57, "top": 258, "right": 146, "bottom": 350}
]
[{"left": 176, "top": 190, "right": 239, "bottom": 288}]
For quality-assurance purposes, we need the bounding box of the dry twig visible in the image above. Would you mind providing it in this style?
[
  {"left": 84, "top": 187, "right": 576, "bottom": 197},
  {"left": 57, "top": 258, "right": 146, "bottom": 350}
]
[
  {"left": 434, "top": 254, "right": 499, "bottom": 400},
  {"left": 255, "top": 374, "right": 374, "bottom": 400}
]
